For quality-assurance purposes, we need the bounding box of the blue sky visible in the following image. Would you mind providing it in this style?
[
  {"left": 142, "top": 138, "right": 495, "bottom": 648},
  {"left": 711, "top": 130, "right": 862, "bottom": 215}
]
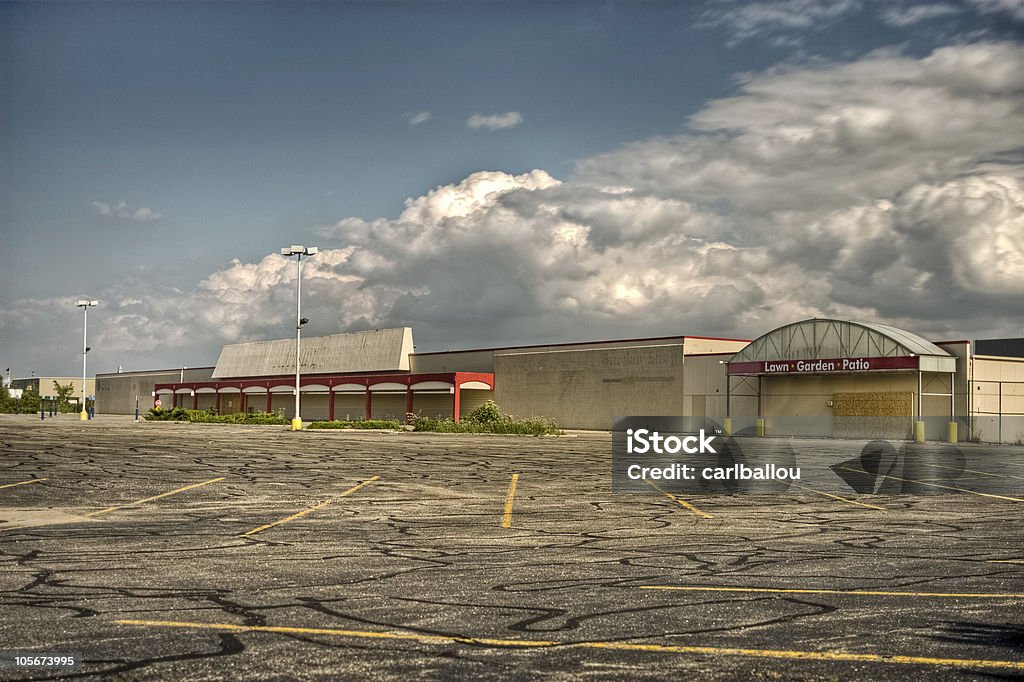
[{"left": 1, "top": 1, "right": 1022, "bottom": 376}]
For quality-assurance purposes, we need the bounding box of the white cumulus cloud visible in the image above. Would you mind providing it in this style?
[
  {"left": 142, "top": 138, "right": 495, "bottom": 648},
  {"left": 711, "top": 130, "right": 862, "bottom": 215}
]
[{"left": 7, "top": 41, "right": 1022, "bottom": 374}]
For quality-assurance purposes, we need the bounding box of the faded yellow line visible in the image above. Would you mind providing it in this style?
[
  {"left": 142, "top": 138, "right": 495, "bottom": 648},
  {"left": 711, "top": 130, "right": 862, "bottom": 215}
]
[
  {"left": 0, "top": 478, "right": 47, "bottom": 490},
  {"left": 838, "top": 466, "right": 1024, "bottom": 502},
  {"left": 84, "top": 477, "right": 226, "bottom": 517},
  {"left": 114, "top": 619, "right": 1024, "bottom": 671},
  {"left": 501, "top": 473, "right": 519, "bottom": 529},
  {"left": 645, "top": 480, "right": 713, "bottom": 519},
  {"left": 241, "top": 476, "right": 380, "bottom": 537},
  {"left": 639, "top": 585, "right": 1024, "bottom": 598},
  {"left": 924, "top": 462, "right": 1024, "bottom": 482},
  {"left": 786, "top": 481, "right": 885, "bottom": 511}
]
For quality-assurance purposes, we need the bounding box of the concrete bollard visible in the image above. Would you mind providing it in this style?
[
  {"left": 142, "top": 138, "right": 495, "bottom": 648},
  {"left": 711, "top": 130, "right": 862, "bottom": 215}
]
[
  {"left": 914, "top": 420, "right": 925, "bottom": 444},
  {"left": 756, "top": 417, "right": 765, "bottom": 437},
  {"left": 723, "top": 417, "right": 733, "bottom": 437},
  {"left": 948, "top": 421, "right": 958, "bottom": 444}
]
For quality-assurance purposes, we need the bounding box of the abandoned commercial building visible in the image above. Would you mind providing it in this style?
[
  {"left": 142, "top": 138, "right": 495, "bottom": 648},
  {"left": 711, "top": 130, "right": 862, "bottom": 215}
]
[{"left": 95, "top": 318, "right": 1023, "bottom": 443}]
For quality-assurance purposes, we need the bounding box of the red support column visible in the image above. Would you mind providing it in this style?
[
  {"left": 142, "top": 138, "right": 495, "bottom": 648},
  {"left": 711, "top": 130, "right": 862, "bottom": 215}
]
[
  {"left": 405, "top": 388, "right": 414, "bottom": 422},
  {"left": 192, "top": 391, "right": 198, "bottom": 410},
  {"left": 215, "top": 392, "right": 221, "bottom": 415},
  {"left": 453, "top": 385, "right": 461, "bottom": 423},
  {"left": 364, "top": 389, "right": 372, "bottom": 420},
  {"left": 266, "top": 391, "right": 272, "bottom": 414},
  {"left": 173, "top": 393, "right": 178, "bottom": 408},
  {"left": 240, "top": 392, "right": 246, "bottom": 413},
  {"left": 329, "top": 391, "right": 336, "bottom": 421}
]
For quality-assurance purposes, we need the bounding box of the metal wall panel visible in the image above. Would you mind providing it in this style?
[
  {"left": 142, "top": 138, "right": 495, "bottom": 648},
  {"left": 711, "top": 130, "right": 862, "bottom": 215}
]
[{"left": 212, "top": 328, "right": 413, "bottom": 378}]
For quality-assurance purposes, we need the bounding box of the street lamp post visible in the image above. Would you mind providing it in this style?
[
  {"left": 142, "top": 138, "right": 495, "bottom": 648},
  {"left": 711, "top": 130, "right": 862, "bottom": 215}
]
[
  {"left": 280, "top": 245, "right": 317, "bottom": 430},
  {"left": 76, "top": 299, "right": 98, "bottom": 420}
]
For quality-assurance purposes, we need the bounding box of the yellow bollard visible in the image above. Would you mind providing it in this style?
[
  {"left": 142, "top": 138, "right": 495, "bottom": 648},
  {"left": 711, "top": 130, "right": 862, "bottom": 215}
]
[
  {"left": 723, "top": 417, "right": 733, "bottom": 438},
  {"left": 948, "top": 421, "right": 958, "bottom": 444},
  {"left": 291, "top": 418, "right": 303, "bottom": 431},
  {"left": 80, "top": 410, "right": 88, "bottom": 421},
  {"left": 914, "top": 420, "right": 925, "bottom": 444},
  {"left": 756, "top": 417, "right": 765, "bottom": 437}
]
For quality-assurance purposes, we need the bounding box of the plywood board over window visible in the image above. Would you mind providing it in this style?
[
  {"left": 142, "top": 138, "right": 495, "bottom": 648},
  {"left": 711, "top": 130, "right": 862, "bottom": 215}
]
[{"left": 833, "top": 392, "right": 913, "bottom": 417}]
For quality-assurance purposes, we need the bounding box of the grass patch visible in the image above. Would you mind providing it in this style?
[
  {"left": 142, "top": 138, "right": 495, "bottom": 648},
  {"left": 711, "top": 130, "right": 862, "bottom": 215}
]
[
  {"left": 411, "top": 400, "right": 562, "bottom": 436},
  {"left": 308, "top": 419, "right": 402, "bottom": 430},
  {"left": 145, "top": 408, "right": 288, "bottom": 425}
]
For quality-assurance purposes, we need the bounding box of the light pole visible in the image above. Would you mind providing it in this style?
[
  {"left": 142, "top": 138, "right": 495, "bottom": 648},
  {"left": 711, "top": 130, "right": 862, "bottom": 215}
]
[
  {"left": 280, "top": 245, "right": 317, "bottom": 430},
  {"left": 76, "top": 299, "right": 98, "bottom": 420}
]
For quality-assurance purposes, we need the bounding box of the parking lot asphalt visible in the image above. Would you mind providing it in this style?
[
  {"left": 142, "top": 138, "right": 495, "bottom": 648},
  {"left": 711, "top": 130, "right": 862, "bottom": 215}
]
[{"left": 1, "top": 414, "right": 1022, "bottom": 681}]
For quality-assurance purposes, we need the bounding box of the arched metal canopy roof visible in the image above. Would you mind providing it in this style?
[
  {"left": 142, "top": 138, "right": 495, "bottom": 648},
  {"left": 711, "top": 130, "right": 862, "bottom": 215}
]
[{"left": 730, "top": 318, "right": 953, "bottom": 364}]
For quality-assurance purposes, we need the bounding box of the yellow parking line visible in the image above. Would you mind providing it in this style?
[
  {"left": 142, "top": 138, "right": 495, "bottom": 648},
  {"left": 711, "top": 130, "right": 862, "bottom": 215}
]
[
  {"left": 924, "top": 462, "right": 1024, "bottom": 481},
  {"left": 639, "top": 585, "right": 1024, "bottom": 598},
  {"left": 838, "top": 466, "right": 1024, "bottom": 502},
  {"left": 114, "top": 619, "right": 1024, "bottom": 671},
  {"left": 786, "top": 481, "right": 886, "bottom": 511},
  {"left": 0, "top": 478, "right": 47, "bottom": 490},
  {"left": 501, "top": 473, "right": 519, "bottom": 529},
  {"left": 645, "top": 480, "right": 713, "bottom": 519},
  {"left": 241, "top": 476, "right": 380, "bottom": 537},
  {"left": 84, "top": 477, "right": 226, "bottom": 517}
]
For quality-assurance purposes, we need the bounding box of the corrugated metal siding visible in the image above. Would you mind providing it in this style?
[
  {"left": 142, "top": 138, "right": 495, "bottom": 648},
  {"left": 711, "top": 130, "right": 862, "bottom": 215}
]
[
  {"left": 459, "top": 389, "right": 495, "bottom": 419},
  {"left": 211, "top": 328, "right": 413, "bottom": 378},
  {"left": 412, "top": 393, "right": 454, "bottom": 419},
  {"left": 333, "top": 394, "right": 366, "bottom": 421},
  {"left": 371, "top": 394, "right": 406, "bottom": 421},
  {"left": 975, "top": 338, "right": 1024, "bottom": 358},
  {"left": 301, "top": 394, "right": 331, "bottom": 421},
  {"left": 732, "top": 319, "right": 952, "bottom": 364}
]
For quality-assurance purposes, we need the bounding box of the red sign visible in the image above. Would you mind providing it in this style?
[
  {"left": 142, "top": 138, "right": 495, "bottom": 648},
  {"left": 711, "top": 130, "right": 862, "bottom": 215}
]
[{"left": 727, "top": 356, "right": 919, "bottom": 375}]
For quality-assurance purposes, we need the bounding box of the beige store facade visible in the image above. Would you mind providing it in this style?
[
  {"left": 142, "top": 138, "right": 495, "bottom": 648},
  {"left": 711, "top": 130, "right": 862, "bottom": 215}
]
[{"left": 722, "top": 318, "right": 1021, "bottom": 442}]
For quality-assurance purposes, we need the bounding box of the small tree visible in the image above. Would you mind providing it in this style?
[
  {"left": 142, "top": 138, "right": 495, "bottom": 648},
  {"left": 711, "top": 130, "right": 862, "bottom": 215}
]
[
  {"left": 0, "top": 386, "right": 14, "bottom": 413},
  {"left": 17, "top": 385, "right": 40, "bottom": 414},
  {"left": 53, "top": 381, "right": 75, "bottom": 407}
]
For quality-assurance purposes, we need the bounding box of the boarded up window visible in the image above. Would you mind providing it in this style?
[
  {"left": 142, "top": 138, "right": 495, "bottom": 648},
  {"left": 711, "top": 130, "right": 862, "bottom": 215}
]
[{"left": 832, "top": 392, "right": 913, "bottom": 417}]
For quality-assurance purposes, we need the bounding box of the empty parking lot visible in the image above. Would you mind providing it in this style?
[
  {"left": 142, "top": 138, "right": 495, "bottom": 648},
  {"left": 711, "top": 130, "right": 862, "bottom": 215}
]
[{"left": 1, "top": 415, "right": 1022, "bottom": 680}]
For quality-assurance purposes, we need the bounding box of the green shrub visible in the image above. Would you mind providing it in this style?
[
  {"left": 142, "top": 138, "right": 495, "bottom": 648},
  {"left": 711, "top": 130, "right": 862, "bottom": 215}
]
[
  {"left": 467, "top": 399, "right": 502, "bottom": 424},
  {"left": 145, "top": 407, "right": 190, "bottom": 421},
  {"left": 411, "top": 401, "right": 561, "bottom": 436},
  {"left": 308, "top": 419, "right": 402, "bottom": 430},
  {"left": 144, "top": 408, "right": 287, "bottom": 425}
]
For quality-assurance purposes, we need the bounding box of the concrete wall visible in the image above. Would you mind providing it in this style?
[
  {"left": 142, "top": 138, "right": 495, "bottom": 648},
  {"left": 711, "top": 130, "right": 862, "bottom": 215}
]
[
  {"left": 459, "top": 389, "right": 494, "bottom": 418},
  {"left": 11, "top": 377, "right": 95, "bottom": 402},
  {"left": 493, "top": 344, "right": 685, "bottom": 430},
  {"left": 95, "top": 367, "right": 215, "bottom": 414},
  {"left": 682, "top": 338, "right": 749, "bottom": 355},
  {"left": 411, "top": 350, "right": 496, "bottom": 373},
  {"left": 680, "top": 354, "right": 730, "bottom": 417}
]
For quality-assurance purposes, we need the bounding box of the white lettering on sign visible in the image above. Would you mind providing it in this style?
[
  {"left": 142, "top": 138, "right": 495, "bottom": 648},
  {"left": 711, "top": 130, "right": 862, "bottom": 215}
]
[{"left": 765, "top": 358, "right": 873, "bottom": 373}]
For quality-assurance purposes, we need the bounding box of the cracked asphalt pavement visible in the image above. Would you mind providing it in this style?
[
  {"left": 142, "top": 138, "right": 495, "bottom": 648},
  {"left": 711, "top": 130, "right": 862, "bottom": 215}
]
[{"left": 1, "top": 414, "right": 1022, "bottom": 680}]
